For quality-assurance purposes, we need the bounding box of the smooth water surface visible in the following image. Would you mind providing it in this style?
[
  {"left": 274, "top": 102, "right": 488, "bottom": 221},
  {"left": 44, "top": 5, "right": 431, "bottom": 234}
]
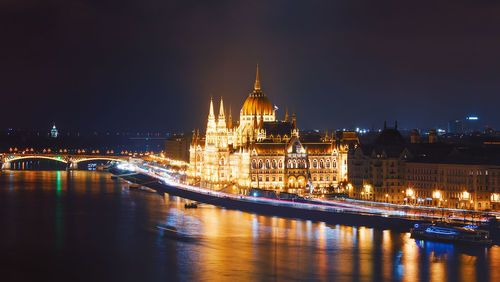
[{"left": 0, "top": 170, "right": 499, "bottom": 281}]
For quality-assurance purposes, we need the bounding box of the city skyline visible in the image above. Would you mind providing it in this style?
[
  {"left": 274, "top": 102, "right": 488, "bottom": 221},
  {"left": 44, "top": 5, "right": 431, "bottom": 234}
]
[
  {"left": 2, "top": 2, "right": 500, "bottom": 281},
  {"left": 2, "top": 1, "right": 500, "bottom": 131}
]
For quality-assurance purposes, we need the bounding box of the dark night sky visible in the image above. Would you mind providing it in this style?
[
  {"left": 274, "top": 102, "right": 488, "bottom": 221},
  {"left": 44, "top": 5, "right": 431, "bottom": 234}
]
[{"left": 2, "top": 0, "right": 500, "bottom": 132}]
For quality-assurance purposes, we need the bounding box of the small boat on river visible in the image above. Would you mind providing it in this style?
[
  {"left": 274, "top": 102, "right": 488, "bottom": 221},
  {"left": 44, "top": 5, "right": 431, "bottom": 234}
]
[
  {"left": 184, "top": 202, "right": 198, "bottom": 209},
  {"left": 411, "top": 223, "right": 492, "bottom": 245},
  {"left": 156, "top": 224, "right": 194, "bottom": 241}
]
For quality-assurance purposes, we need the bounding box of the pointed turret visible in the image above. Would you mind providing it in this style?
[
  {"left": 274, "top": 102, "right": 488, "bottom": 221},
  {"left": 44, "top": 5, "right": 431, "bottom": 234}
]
[
  {"left": 206, "top": 97, "right": 217, "bottom": 145},
  {"left": 217, "top": 97, "right": 227, "bottom": 130},
  {"left": 209, "top": 97, "right": 215, "bottom": 119},
  {"left": 285, "top": 107, "right": 289, "bottom": 122},
  {"left": 254, "top": 64, "right": 261, "bottom": 91},
  {"left": 228, "top": 106, "right": 233, "bottom": 129},
  {"left": 218, "top": 97, "right": 225, "bottom": 118}
]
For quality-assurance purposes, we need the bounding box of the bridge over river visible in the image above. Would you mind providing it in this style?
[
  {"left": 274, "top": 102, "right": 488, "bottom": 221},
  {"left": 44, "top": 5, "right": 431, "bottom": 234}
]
[{"left": 0, "top": 153, "right": 129, "bottom": 170}]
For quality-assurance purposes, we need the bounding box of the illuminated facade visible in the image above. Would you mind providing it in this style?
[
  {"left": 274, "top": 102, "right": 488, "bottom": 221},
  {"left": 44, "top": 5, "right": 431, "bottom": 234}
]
[
  {"left": 188, "top": 66, "right": 358, "bottom": 194},
  {"left": 348, "top": 125, "right": 500, "bottom": 211}
]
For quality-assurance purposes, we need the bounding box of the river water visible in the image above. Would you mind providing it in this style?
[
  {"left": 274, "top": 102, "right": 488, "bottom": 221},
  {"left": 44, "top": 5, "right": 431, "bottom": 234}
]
[{"left": 0, "top": 170, "right": 499, "bottom": 281}]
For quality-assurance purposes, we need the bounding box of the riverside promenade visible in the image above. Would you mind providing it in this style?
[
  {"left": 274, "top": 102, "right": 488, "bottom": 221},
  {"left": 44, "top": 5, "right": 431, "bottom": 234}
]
[{"left": 109, "top": 161, "right": 500, "bottom": 237}]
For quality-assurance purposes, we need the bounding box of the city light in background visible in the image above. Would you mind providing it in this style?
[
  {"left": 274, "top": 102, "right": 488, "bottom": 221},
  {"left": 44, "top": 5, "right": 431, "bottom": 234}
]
[{"left": 1, "top": 0, "right": 500, "bottom": 281}]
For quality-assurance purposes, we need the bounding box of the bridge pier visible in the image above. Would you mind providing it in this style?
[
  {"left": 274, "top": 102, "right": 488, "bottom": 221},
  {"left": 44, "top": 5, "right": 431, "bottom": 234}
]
[{"left": 69, "top": 160, "right": 79, "bottom": 170}]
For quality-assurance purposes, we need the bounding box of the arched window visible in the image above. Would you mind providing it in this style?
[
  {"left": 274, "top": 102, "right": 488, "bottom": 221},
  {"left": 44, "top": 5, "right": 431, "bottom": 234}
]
[
  {"left": 333, "top": 159, "right": 337, "bottom": 168},
  {"left": 287, "top": 160, "right": 292, "bottom": 168},
  {"left": 319, "top": 159, "right": 324, "bottom": 169},
  {"left": 258, "top": 159, "right": 263, "bottom": 169},
  {"left": 279, "top": 160, "right": 283, "bottom": 169},
  {"left": 326, "top": 159, "right": 331, "bottom": 168},
  {"left": 293, "top": 159, "right": 297, "bottom": 169},
  {"left": 272, "top": 159, "right": 277, "bottom": 169},
  {"left": 220, "top": 157, "right": 225, "bottom": 166},
  {"left": 313, "top": 159, "right": 318, "bottom": 168},
  {"left": 265, "top": 159, "right": 270, "bottom": 169},
  {"left": 251, "top": 159, "right": 256, "bottom": 169},
  {"left": 303, "top": 159, "right": 307, "bottom": 168}
]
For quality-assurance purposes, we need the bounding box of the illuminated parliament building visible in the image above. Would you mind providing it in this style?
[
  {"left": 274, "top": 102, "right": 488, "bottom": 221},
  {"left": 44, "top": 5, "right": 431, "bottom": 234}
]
[{"left": 188, "top": 66, "right": 358, "bottom": 194}]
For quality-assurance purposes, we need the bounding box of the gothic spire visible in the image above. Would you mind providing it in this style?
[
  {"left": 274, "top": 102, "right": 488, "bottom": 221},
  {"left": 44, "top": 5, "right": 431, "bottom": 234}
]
[
  {"left": 217, "top": 97, "right": 227, "bottom": 130},
  {"left": 209, "top": 97, "right": 215, "bottom": 118},
  {"left": 206, "top": 97, "right": 217, "bottom": 136},
  {"left": 218, "top": 97, "right": 225, "bottom": 119},
  {"left": 228, "top": 106, "right": 233, "bottom": 129},
  {"left": 254, "top": 64, "right": 261, "bottom": 91}
]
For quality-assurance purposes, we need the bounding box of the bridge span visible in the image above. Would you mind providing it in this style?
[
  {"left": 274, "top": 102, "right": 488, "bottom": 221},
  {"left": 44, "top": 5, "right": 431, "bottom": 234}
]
[{"left": 1, "top": 153, "right": 129, "bottom": 170}]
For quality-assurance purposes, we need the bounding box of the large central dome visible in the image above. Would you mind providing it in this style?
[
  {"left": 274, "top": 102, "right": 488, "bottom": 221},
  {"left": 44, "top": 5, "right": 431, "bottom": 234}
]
[
  {"left": 241, "top": 65, "right": 274, "bottom": 116},
  {"left": 241, "top": 92, "right": 274, "bottom": 116}
]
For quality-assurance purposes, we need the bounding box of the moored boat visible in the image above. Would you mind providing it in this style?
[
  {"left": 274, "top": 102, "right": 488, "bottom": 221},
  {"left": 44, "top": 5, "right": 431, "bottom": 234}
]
[
  {"left": 411, "top": 223, "right": 492, "bottom": 245},
  {"left": 184, "top": 202, "right": 198, "bottom": 209}
]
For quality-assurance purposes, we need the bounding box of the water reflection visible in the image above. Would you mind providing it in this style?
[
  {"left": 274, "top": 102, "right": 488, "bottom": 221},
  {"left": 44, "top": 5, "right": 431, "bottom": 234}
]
[{"left": 0, "top": 170, "right": 499, "bottom": 281}]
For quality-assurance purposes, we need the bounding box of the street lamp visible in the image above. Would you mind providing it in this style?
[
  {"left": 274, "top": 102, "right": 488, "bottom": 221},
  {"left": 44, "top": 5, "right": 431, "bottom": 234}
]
[
  {"left": 406, "top": 188, "right": 415, "bottom": 205},
  {"left": 461, "top": 191, "right": 470, "bottom": 200},
  {"left": 433, "top": 190, "right": 442, "bottom": 207},
  {"left": 363, "top": 184, "right": 371, "bottom": 201}
]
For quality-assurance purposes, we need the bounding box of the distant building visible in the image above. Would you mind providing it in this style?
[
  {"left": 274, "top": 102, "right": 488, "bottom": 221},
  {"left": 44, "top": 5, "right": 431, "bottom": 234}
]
[
  {"left": 404, "top": 156, "right": 500, "bottom": 211},
  {"left": 164, "top": 134, "right": 191, "bottom": 162},
  {"left": 448, "top": 119, "right": 463, "bottom": 134},
  {"left": 348, "top": 121, "right": 406, "bottom": 202},
  {"left": 464, "top": 116, "right": 480, "bottom": 133},
  {"left": 348, "top": 124, "right": 500, "bottom": 211},
  {"left": 448, "top": 116, "right": 483, "bottom": 134},
  {"left": 50, "top": 124, "right": 58, "bottom": 138}
]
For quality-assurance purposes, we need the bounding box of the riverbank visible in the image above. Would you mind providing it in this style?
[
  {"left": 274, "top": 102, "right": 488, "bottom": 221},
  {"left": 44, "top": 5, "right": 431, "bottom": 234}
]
[{"left": 111, "top": 168, "right": 425, "bottom": 231}]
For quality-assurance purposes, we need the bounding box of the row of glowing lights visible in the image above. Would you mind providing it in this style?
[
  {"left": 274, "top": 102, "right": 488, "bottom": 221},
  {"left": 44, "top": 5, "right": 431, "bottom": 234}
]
[
  {"left": 351, "top": 184, "right": 500, "bottom": 205},
  {"left": 147, "top": 154, "right": 189, "bottom": 167},
  {"left": 345, "top": 184, "right": 500, "bottom": 216},
  {"left": 116, "top": 161, "right": 495, "bottom": 221},
  {"left": 7, "top": 147, "right": 156, "bottom": 156}
]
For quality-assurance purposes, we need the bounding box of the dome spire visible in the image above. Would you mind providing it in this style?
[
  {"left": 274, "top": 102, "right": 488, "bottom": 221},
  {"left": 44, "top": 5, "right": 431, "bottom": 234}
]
[{"left": 254, "top": 64, "right": 261, "bottom": 91}]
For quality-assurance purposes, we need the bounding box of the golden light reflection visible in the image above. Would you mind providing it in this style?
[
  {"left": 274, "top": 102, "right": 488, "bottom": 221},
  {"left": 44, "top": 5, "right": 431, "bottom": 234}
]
[
  {"left": 460, "top": 254, "right": 476, "bottom": 281},
  {"left": 490, "top": 246, "right": 500, "bottom": 281},
  {"left": 316, "top": 222, "right": 327, "bottom": 279},
  {"left": 2, "top": 171, "right": 498, "bottom": 281},
  {"left": 382, "top": 230, "right": 392, "bottom": 280},
  {"left": 429, "top": 254, "right": 446, "bottom": 282},
  {"left": 358, "top": 227, "right": 373, "bottom": 278},
  {"left": 402, "top": 233, "right": 419, "bottom": 282}
]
